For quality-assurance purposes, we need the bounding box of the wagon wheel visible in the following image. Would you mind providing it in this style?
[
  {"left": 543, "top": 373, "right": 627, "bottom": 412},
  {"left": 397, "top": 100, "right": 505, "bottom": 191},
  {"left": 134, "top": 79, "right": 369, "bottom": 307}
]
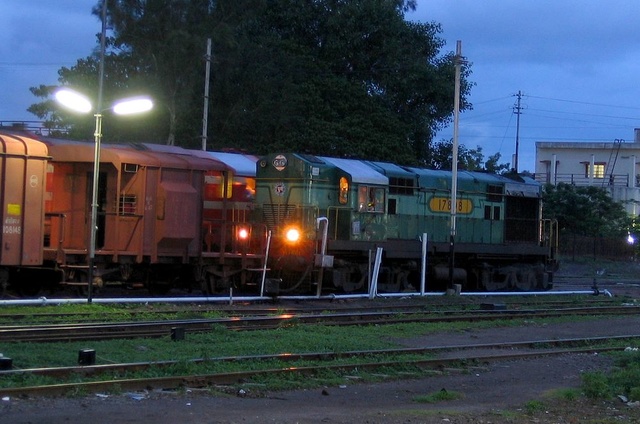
[
  {"left": 15, "top": 269, "right": 44, "bottom": 297},
  {"left": 0, "top": 270, "right": 8, "bottom": 298},
  {"left": 145, "top": 268, "right": 172, "bottom": 296},
  {"left": 201, "top": 274, "right": 216, "bottom": 295}
]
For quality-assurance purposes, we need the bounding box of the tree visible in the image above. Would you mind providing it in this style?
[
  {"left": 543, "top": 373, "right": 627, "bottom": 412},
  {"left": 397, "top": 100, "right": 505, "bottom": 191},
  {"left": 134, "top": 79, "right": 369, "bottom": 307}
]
[
  {"left": 28, "top": 0, "right": 471, "bottom": 163},
  {"left": 484, "top": 152, "right": 511, "bottom": 174},
  {"left": 105, "top": 0, "right": 218, "bottom": 145},
  {"left": 542, "top": 183, "right": 632, "bottom": 237},
  {"left": 209, "top": 0, "right": 471, "bottom": 163},
  {"left": 427, "top": 139, "right": 510, "bottom": 172}
]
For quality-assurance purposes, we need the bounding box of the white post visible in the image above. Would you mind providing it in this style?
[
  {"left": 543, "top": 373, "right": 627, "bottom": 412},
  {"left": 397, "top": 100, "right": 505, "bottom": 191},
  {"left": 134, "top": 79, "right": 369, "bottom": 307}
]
[
  {"left": 316, "top": 217, "right": 329, "bottom": 297},
  {"left": 259, "top": 230, "right": 272, "bottom": 297},
  {"left": 420, "top": 233, "right": 428, "bottom": 295},
  {"left": 87, "top": 0, "right": 108, "bottom": 304},
  {"left": 369, "top": 247, "right": 383, "bottom": 299}
]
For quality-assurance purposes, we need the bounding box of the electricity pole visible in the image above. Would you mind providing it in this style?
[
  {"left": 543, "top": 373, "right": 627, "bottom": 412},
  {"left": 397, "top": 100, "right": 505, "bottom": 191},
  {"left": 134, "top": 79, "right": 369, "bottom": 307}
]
[
  {"left": 201, "top": 38, "right": 212, "bottom": 151},
  {"left": 449, "top": 40, "right": 464, "bottom": 290},
  {"left": 513, "top": 90, "right": 523, "bottom": 172}
]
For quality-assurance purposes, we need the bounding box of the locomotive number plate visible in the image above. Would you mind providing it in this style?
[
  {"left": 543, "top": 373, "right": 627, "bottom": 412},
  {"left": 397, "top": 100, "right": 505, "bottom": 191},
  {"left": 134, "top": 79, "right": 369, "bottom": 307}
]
[{"left": 428, "top": 197, "right": 473, "bottom": 214}]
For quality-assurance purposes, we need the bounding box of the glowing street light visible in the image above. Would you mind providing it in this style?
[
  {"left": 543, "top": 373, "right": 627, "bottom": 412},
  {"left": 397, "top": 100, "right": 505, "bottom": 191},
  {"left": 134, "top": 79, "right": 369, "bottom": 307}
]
[
  {"left": 55, "top": 87, "right": 153, "bottom": 302},
  {"left": 55, "top": 89, "right": 153, "bottom": 116},
  {"left": 54, "top": 89, "right": 92, "bottom": 113}
]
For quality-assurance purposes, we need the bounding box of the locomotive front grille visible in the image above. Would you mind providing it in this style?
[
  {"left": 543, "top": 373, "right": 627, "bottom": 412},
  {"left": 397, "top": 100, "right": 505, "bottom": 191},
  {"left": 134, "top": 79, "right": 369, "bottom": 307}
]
[{"left": 262, "top": 204, "right": 296, "bottom": 231}]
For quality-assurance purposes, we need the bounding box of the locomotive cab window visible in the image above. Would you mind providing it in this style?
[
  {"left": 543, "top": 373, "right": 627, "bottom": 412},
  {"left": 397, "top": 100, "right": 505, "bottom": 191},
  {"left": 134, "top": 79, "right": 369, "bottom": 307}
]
[
  {"left": 484, "top": 205, "right": 501, "bottom": 221},
  {"left": 486, "top": 184, "right": 503, "bottom": 202},
  {"left": 339, "top": 177, "right": 349, "bottom": 204},
  {"left": 358, "top": 186, "right": 385, "bottom": 213}
]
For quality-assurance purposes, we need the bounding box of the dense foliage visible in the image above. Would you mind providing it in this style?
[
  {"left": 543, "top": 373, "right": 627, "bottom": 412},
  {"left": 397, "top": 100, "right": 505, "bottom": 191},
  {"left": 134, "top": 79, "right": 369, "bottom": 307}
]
[
  {"left": 428, "top": 139, "right": 511, "bottom": 173},
  {"left": 27, "top": 0, "right": 471, "bottom": 165},
  {"left": 542, "top": 183, "right": 632, "bottom": 237}
]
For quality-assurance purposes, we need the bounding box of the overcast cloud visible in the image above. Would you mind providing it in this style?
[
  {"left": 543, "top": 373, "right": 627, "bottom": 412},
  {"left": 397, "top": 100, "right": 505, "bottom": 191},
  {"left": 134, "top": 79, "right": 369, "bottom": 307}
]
[{"left": 2, "top": 1, "right": 639, "bottom": 171}]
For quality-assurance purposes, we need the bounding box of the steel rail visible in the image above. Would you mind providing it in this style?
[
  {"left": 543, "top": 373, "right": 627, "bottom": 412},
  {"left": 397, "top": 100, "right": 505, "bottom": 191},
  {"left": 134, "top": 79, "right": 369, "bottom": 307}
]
[
  {"left": 1, "top": 305, "right": 639, "bottom": 343},
  {"left": 1, "top": 335, "right": 637, "bottom": 398},
  {"left": 0, "top": 297, "right": 617, "bottom": 322}
]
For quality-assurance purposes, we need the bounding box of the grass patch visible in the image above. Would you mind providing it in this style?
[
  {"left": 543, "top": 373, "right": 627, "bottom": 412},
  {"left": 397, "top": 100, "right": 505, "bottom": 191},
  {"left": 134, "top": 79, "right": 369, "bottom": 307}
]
[
  {"left": 413, "top": 388, "right": 464, "bottom": 403},
  {"left": 545, "top": 387, "right": 581, "bottom": 401},
  {"left": 523, "top": 399, "right": 546, "bottom": 414},
  {"left": 581, "top": 349, "right": 640, "bottom": 401}
]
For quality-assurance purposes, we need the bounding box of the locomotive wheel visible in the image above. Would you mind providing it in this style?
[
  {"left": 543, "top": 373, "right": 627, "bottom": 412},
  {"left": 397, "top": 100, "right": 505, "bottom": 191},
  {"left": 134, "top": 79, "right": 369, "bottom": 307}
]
[
  {"left": 274, "top": 255, "right": 312, "bottom": 293},
  {"left": 482, "top": 265, "right": 543, "bottom": 292}
]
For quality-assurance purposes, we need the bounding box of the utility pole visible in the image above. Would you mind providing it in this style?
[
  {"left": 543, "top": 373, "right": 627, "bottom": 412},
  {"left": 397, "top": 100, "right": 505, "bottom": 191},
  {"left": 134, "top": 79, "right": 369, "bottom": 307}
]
[
  {"left": 201, "top": 38, "right": 212, "bottom": 151},
  {"left": 513, "top": 90, "right": 523, "bottom": 172},
  {"left": 449, "top": 40, "right": 464, "bottom": 290}
]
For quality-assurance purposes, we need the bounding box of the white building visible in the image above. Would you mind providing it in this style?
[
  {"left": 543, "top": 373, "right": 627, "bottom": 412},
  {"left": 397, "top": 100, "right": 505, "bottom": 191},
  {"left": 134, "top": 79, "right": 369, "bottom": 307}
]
[{"left": 535, "top": 129, "right": 640, "bottom": 216}]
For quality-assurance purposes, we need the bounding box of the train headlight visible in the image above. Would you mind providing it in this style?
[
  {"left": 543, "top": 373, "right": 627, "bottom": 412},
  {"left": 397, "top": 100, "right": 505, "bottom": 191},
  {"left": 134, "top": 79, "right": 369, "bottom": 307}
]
[
  {"left": 237, "top": 227, "right": 249, "bottom": 240},
  {"left": 285, "top": 227, "right": 301, "bottom": 243}
]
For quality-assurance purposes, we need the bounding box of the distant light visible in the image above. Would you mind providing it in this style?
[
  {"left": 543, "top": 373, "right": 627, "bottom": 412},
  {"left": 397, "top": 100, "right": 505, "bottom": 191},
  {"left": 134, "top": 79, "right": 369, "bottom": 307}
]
[
  {"left": 113, "top": 97, "right": 153, "bottom": 115},
  {"left": 628, "top": 234, "right": 635, "bottom": 245},
  {"left": 55, "top": 89, "right": 92, "bottom": 113}
]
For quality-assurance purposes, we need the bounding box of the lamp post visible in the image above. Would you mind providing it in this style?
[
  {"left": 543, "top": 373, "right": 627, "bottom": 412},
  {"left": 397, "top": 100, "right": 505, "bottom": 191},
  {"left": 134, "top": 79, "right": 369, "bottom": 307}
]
[
  {"left": 55, "top": 89, "right": 152, "bottom": 302},
  {"left": 449, "top": 40, "right": 464, "bottom": 290},
  {"left": 54, "top": 0, "right": 153, "bottom": 302}
]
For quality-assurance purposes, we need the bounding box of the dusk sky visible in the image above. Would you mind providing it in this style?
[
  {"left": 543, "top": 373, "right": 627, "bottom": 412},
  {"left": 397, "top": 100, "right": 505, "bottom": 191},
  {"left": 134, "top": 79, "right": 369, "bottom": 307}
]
[{"left": 2, "top": 1, "right": 639, "bottom": 171}]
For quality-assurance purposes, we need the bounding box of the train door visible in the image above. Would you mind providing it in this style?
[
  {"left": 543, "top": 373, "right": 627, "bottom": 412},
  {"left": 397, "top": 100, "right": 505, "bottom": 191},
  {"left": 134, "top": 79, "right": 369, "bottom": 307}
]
[{"left": 86, "top": 172, "right": 107, "bottom": 249}]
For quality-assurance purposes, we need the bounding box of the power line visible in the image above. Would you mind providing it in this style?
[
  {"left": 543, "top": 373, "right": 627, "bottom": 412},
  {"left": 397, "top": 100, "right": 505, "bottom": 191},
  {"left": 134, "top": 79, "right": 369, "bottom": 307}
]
[
  {"left": 526, "top": 94, "right": 640, "bottom": 111},
  {"left": 527, "top": 107, "right": 639, "bottom": 121}
]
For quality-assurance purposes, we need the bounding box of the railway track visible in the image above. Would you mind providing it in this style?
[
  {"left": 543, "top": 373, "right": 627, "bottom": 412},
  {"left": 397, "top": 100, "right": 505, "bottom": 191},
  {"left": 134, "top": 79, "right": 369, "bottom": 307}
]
[
  {"left": 1, "top": 305, "right": 639, "bottom": 343},
  {"left": 0, "top": 296, "right": 619, "bottom": 319},
  {"left": 1, "top": 334, "right": 637, "bottom": 398}
]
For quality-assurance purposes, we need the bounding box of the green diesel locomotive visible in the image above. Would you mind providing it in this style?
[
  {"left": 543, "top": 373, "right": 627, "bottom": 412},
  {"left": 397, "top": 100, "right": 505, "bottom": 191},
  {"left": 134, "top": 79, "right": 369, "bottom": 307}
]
[{"left": 254, "top": 153, "right": 558, "bottom": 294}]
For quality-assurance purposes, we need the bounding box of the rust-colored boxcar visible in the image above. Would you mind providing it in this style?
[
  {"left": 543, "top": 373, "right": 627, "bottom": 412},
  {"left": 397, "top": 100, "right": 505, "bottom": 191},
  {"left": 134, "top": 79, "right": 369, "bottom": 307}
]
[
  {"left": 0, "top": 132, "right": 48, "bottom": 291},
  {"left": 41, "top": 138, "right": 225, "bottom": 291}
]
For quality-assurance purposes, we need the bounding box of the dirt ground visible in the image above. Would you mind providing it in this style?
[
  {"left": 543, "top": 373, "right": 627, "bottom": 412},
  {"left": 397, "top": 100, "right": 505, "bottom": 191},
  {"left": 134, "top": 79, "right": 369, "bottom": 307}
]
[{"left": 2, "top": 279, "right": 640, "bottom": 423}]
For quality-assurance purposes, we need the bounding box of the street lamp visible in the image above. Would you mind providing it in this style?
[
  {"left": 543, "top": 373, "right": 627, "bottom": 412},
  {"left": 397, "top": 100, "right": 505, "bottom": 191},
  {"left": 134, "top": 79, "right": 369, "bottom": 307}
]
[{"left": 55, "top": 88, "right": 152, "bottom": 302}]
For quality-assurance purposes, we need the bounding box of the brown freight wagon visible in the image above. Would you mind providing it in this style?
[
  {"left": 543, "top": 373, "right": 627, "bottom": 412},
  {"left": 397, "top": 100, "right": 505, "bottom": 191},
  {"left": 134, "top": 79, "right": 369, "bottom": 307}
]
[
  {"left": 40, "top": 137, "right": 226, "bottom": 294},
  {"left": 0, "top": 131, "right": 48, "bottom": 295}
]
